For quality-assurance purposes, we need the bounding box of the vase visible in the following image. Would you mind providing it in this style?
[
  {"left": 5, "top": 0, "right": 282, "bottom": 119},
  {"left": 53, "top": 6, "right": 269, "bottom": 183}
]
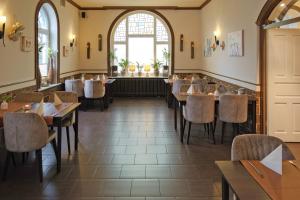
[
  {"left": 121, "top": 69, "right": 126, "bottom": 76},
  {"left": 154, "top": 70, "right": 159, "bottom": 76},
  {"left": 1, "top": 100, "right": 8, "bottom": 110},
  {"left": 138, "top": 72, "right": 142, "bottom": 77}
]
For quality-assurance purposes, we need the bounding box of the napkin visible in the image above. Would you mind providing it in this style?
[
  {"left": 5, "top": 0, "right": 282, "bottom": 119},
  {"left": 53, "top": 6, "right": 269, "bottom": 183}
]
[
  {"left": 97, "top": 75, "right": 100, "bottom": 80},
  {"left": 260, "top": 145, "right": 282, "bottom": 175},
  {"left": 54, "top": 93, "right": 63, "bottom": 106},
  {"left": 187, "top": 85, "right": 195, "bottom": 95},
  {"left": 36, "top": 99, "right": 44, "bottom": 116}
]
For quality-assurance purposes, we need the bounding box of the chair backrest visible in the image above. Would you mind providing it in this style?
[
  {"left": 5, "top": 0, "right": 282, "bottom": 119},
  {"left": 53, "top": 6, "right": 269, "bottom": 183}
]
[
  {"left": 65, "top": 79, "right": 84, "bottom": 97},
  {"left": 219, "top": 94, "right": 248, "bottom": 123},
  {"left": 231, "top": 134, "right": 295, "bottom": 161},
  {"left": 184, "top": 95, "right": 215, "bottom": 124},
  {"left": 84, "top": 80, "right": 105, "bottom": 99},
  {"left": 172, "top": 79, "right": 191, "bottom": 95},
  {"left": 15, "top": 92, "right": 44, "bottom": 103},
  {"left": 3, "top": 112, "right": 49, "bottom": 152},
  {"left": 180, "top": 84, "right": 191, "bottom": 93},
  {"left": 49, "top": 91, "right": 78, "bottom": 103}
]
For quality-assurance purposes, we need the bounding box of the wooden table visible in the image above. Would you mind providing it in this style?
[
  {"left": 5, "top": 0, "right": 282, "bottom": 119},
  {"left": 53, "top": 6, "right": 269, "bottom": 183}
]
[
  {"left": 216, "top": 160, "right": 300, "bottom": 200},
  {"left": 0, "top": 102, "right": 81, "bottom": 173},
  {"left": 173, "top": 94, "right": 257, "bottom": 143}
]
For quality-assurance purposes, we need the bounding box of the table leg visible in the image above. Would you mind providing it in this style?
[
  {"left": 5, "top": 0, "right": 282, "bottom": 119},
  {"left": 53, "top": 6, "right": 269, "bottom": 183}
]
[
  {"left": 174, "top": 99, "right": 177, "bottom": 131},
  {"left": 179, "top": 102, "right": 184, "bottom": 143},
  {"left": 74, "top": 108, "right": 79, "bottom": 151},
  {"left": 57, "top": 122, "right": 62, "bottom": 173},
  {"left": 222, "top": 175, "right": 229, "bottom": 200}
]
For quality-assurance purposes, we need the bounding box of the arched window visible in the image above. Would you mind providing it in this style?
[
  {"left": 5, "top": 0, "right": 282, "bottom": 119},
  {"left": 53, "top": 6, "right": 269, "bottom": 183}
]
[
  {"left": 35, "top": 1, "right": 59, "bottom": 88},
  {"left": 111, "top": 11, "right": 172, "bottom": 74}
]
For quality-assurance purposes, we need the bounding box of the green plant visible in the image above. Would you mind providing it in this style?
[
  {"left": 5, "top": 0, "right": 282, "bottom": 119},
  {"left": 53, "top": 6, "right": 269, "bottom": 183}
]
[
  {"left": 136, "top": 62, "right": 143, "bottom": 72},
  {"left": 119, "top": 59, "right": 129, "bottom": 70},
  {"left": 109, "top": 50, "right": 118, "bottom": 66},
  {"left": 162, "top": 48, "right": 170, "bottom": 66},
  {"left": 153, "top": 59, "right": 162, "bottom": 71},
  {"left": 1, "top": 94, "right": 12, "bottom": 102}
]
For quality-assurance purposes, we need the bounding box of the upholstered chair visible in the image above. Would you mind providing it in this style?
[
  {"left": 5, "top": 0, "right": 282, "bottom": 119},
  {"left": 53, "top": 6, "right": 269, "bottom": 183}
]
[
  {"left": 14, "top": 92, "right": 44, "bottom": 103},
  {"left": 65, "top": 79, "right": 84, "bottom": 98},
  {"left": 49, "top": 91, "right": 78, "bottom": 154},
  {"left": 191, "top": 79, "right": 207, "bottom": 92},
  {"left": 219, "top": 94, "right": 248, "bottom": 144},
  {"left": 183, "top": 95, "right": 216, "bottom": 144},
  {"left": 172, "top": 79, "right": 191, "bottom": 95},
  {"left": 231, "top": 134, "right": 295, "bottom": 161},
  {"left": 179, "top": 84, "right": 191, "bottom": 94},
  {"left": 2, "top": 112, "right": 58, "bottom": 182},
  {"left": 84, "top": 80, "right": 106, "bottom": 111}
]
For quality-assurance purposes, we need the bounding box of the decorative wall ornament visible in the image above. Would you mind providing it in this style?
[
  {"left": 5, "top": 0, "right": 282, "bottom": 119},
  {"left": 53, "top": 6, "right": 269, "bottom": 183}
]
[
  {"left": 203, "top": 37, "right": 212, "bottom": 57},
  {"left": 228, "top": 30, "right": 244, "bottom": 57},
  {"left": 21, "top": 36, "right": 33, "bottom": 52},
  {"left": 63, "top": 46, "right": 69, "bottom": 57},
  {"left": 87, "top": 42, "right": 91, "bottom": 59},
  {"left": 191, "top": 42, "right": 195, "bottom": 59},
  {"left": 98, "top": 34, "right": 102, "bottom": 51},
  {"left": 8, "top": 21, "right": 25, "bottom": 41},
  {"left": 180, "top": 34, "right": 184, "bottom": 52}
]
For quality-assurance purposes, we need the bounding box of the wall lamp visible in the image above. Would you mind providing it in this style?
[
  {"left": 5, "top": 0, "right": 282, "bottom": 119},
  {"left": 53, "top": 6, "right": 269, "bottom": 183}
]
[
  {"left": 213, "top": 30, "right": 220, "bottom": 46},
  {"left": 0, "top": 16, "right": 7, "bottom": 46},
  {"left": 70, "top": 34, "right": 76, "bottom": 47}
]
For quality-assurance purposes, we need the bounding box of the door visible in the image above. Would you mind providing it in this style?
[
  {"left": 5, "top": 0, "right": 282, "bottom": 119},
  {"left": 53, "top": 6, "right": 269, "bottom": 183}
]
[{"left": 267, "top": 29, "right": 300, "bottom": 142}]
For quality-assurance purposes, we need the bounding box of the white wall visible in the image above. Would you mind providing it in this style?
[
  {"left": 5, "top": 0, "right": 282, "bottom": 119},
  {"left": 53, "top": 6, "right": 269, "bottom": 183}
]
[
  {"left": 0, "top": 0, "right": 79, "bottom": 94},
  {"left": 79, "top": 10, "right": 202, "bottom": 73},
  {"left": 199, "top": 0, "right": 267, "bottom": 91}
]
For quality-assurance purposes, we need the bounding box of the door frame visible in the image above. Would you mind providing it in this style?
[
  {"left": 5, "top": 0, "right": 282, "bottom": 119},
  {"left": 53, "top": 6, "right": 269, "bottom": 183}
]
[{"left": 257, "top": 0, "right": 300, "bottom": 134}]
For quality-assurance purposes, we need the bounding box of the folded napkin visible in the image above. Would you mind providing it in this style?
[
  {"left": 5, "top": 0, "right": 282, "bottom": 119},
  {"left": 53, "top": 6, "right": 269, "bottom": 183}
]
[
  {"left": 54, "top": 93, "right": 63, "bottom": 106},
  {"left": 187, "top": 85, "right": 194, "bottom": 95},
  {"left": 260, "top": 145, "right": 282, "bottom": 175},
  {"left": 36, "top": 99, "right": 44, "bottom": 116},
  {"left": 97, "top": 75, "right": 100, "bottom": 80}
]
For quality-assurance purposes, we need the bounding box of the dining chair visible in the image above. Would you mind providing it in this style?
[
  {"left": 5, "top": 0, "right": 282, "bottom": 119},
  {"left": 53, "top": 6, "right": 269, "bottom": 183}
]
[
  {"left": 219, "top": 94, "right": 248, "bottom": 144},
  {"left": 183, "top": 95, "right": 216, "bottom": 144},
  {"left": 2, "top": 112, "right": 58, "bottom": 182},
  {"left": 231, "top": 134, "right": 295, "bottom": 161},
  {"left": 84, "top": 80, "right": 105, "bottom": 111},
  {"left": 49, "top": 91, "right": 78, "bottom": 154},
  {"left": 179, "top": 84, "right": 191, "bottom": 94},
  {"left": 191, "top": 79, "right": 207, "bottom": 92},
  {"left": 14, "top": 92, "right": 44, "bottom": 103},
  {"left": 65, "top": 79, "right": 84, "bottom": 98},
  {"left": 172, "top": 79, "right": 191, "bottom": 95}
]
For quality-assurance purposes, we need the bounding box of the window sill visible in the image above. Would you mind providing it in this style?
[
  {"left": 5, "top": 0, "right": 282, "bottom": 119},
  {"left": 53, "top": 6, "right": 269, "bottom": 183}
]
[{"left": 38, "top": 83, "right": 62, "bottom": 92}]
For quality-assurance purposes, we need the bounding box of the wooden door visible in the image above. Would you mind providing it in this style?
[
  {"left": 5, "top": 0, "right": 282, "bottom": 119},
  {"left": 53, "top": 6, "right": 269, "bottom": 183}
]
[{"left": 267, "top": 29, "right": 300, "bottom": 142}]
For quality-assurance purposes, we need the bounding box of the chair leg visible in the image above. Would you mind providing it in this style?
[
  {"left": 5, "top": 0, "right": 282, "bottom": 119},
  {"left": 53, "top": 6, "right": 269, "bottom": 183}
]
[
  {"left": 221, "top": 122, "right": 226, "bottom": 144},
  {"left": 2, "top": 151, "right": 12, "bottom": 181},
  {"left": 50, "top": 138, "right": 59, "bottom": 173},
  {"left": 236, "top": 123, "right": 240, "bottom": 135},
  {"left": 187, "top": 122, "right": 192, "bottom": 145},
  {"left": 66, "top": 127, "right": 71, "bottom": 155},
  {"left": 210, "top": 123, "right": 216, "bottom": 145},
  {"left": 22, "top": 152, "right": 26, "bottom": 164},
  {"left": 183, "top": 119, "right": 187, "bottom": 133},
  {"left": 100, "top": 98, "right": 104, "bottom": 111},
  {"left": 35, "top": 149, "right": 43, "bottom": 183},
  {"left": 11, "top": 153, "right": 16, "bottom": 166}
]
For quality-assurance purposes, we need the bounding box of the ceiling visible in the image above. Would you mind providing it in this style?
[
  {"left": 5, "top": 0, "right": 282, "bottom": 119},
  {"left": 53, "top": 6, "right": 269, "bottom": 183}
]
[{"left": 71, "top": 0, "right": 208, "bottom": 8}]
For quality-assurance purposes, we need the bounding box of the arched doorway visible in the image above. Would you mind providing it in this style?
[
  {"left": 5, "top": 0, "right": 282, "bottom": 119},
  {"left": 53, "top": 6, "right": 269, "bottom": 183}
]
[
  {"left": 257, "top": 0, "right": 300, "bottom": 141},
  {"left": 107, "top": 9, "right": 175, "bottom": 76},
  {"left": 35, "top": 0, "right": 60, "bottom": 89}
]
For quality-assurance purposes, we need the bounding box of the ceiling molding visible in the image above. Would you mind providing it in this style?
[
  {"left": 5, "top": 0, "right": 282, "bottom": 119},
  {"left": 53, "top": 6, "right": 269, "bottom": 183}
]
[
  {"left": 278, "top": 0, "right": 300, "bottom": 21},
  {"left": 291, "top": 5, "right": 300, "bottom": 12},
  {"left": 66, "top": 0, "right": 212, "bottom": 10}
]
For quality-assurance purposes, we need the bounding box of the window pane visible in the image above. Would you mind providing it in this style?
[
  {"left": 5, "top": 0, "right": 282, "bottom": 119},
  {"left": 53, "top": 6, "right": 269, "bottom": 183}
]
[
  {"left": 156, "top": 44, "right": 169, "bottom": 65},
  {"left": 114, "top": 19, "right": 126, "bottom": 42},
  {"left": 128, "top": 37, "right": 154, "bottom": 65},
  {"left": 128, "top": 13, "right": 154, "bottom": 35},
  {"left": 114, "top": 44, "right": 126, "bottom": 67},
  {"left": 38, "top": 8, "right": 49, "bottom": 30},
  {"left": 156, "top": 19, "right": 168, "bottom": 42}
]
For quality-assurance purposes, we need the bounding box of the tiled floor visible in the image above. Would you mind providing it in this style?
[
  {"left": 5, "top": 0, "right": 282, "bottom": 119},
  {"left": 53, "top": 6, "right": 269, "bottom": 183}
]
[{"left": 0, "top": 98, "right": 297, "bottom": 200}]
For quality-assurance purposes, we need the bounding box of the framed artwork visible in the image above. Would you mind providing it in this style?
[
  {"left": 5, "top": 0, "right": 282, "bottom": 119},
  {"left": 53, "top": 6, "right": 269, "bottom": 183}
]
[
  {"left": 21, "top": 36, "right": 33, "bottom": 52},
  {"left": 63, "top": 46, "right": 69, "bottom": 57},
  {"left": 228, "top": 30, "right": 244, "bottom": 57},
  {"left": 203, "top": 37, "right": 212, "bottom": 57}
]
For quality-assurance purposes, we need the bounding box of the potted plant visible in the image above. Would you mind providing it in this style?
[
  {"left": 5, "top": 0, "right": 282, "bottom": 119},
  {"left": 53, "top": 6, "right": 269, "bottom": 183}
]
[
  {"left": 109, "top": 50, "right": 118, "bottom": 76},
  {"left": 136, "top": 62, "right": 143, "bottom": 77},
  {"left": 162, "top": 48, "right": 170, "bottom": 76},
  {"left": 153, "top": 59, "right": 162, "bottom": 77},
  {"left": 119, "top": 59, "right": 129, "bottom": 76},
  {"left": 0, "top": 94, "right": 12, "bottom": 110}
]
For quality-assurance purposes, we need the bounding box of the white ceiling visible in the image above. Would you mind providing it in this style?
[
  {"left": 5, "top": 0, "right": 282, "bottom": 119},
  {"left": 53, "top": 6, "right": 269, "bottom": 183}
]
[{"left": 72, "top": 0, "right": 208, "bottom": 8}]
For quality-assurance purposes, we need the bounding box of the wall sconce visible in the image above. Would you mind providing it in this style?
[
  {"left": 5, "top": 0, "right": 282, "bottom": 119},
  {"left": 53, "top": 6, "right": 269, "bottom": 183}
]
[
  {"left": 180, "top": 34, "right": 184, "bottom": 52},
  {"left": 87, "top": 42, "right": 91, "bottom": 59},
  {"left": 0, "top": 16, "right": 7, "bottom": 46},
  {"left": 213, "top": 30, "right": 220, "bottom": 46},
  {"left": 211, "top": 43, "right": 217, "bottom": 51},
  {"left": 98, "top": 34, "right": 102, "bottom": 51},
  {"left": 191, "top": 42, "right": 194, "bottom": 59},
  {"left": 220, "top": 41, "right": 225, "bottom": 50},
  {"left": 70, "top": 34, "right": 76, "bottom": 47}
]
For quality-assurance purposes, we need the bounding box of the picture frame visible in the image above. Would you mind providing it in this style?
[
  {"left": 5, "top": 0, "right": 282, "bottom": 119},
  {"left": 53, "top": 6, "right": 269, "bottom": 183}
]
[
  {"left": 228, "top": 30, "right": 244, "bottom": 57},
  {"left": 63, "top": 46, "right": 69, "bottom": 57},
  {"left": 21, "top": 36, "right": 33, "bottom": 52}
]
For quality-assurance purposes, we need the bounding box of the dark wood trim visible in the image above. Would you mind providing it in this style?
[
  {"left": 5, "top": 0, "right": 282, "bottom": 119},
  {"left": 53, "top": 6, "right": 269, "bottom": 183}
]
[
  {"left": 67, "top": 0, "right": 212, "bottom": 10},
  {"left": 35, "top": 0, "right": 60, "bottom": 89},
  {"left": 291, "top": 5, "right": 300, "bottom": 12},
  {"left": 256, "top": 0, "right": 281, "bottom": 26},
  {"left": 0, "top": 79, "right": 36, "bottom": 89},
  {"left": 263, "top": 16, "right": 300, "bottom": 29},
  {"left": 278, "top": 0, "right": 300, "bottom": 21},
  {"left": 107, "top": 9, "right": 175, "bottom": 76}
]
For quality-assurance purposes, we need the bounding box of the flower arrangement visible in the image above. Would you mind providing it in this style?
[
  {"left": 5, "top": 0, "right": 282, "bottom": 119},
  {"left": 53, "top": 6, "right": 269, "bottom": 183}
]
[
  {"left": 8, "top": 21, "right": 25, "bottom": 41},
  {"left": 136, "top": 62, "right": 143, "bottom": 76}
]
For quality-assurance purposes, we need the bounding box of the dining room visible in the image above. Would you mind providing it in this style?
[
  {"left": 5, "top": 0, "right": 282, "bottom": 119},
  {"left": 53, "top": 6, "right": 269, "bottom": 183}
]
[{"left": 0, "top": 0, "right": 300, "bottom": 199}]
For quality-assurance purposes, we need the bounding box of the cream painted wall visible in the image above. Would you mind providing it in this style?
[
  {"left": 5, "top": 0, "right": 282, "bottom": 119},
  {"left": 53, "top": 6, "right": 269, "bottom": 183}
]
[
  {"left": 199, "top": 0, "right": 267, "bottom": 91},
  {"left": 0, "top": 0, "right": 79, "bottom": 94},
  {"left": 79, "top": 10, "right": 202, "bottom": 72}
]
